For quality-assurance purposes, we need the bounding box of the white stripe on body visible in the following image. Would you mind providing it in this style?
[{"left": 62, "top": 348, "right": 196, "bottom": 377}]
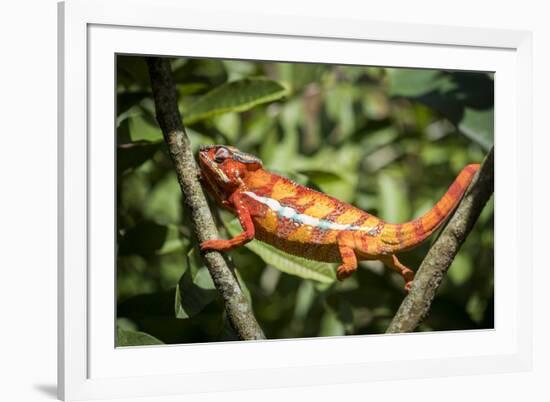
[{"left": 243, "top": 191, "right": 377, "bottom": 233}]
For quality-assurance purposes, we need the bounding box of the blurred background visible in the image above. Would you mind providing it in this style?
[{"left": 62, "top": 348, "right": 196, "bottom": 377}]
[{"left": 115, "top": 55, "right": 494, "bottom": 346}]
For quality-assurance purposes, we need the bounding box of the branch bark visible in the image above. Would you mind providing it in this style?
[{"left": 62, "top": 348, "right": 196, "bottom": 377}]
[
  {"left": 146, "top": 57, "right": 265, "bottom": 340},
  {"left": 386, "top": 147, "right": 494, "bottom": 333}
]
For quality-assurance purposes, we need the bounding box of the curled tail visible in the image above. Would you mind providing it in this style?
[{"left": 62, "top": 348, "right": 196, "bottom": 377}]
[{"left": 380, "top": 164, "right": 480, "bottom": 252}]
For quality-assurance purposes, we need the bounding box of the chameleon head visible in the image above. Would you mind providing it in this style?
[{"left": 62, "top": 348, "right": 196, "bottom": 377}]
[{"left": 198, "top": 145, "right": 263, "bottom": 202}]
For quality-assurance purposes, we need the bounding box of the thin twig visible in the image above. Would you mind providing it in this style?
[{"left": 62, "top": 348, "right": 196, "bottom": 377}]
[
  {"left": 386, "top": 147, "right": 494, "bottom": 333},
  {"left": 146, "top": 57, "right": 265, "bottom": 340}
]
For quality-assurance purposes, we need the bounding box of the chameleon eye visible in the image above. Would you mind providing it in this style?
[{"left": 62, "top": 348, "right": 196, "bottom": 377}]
[{"left": 214, "top": 147, "right": 230, "bottom": 163}]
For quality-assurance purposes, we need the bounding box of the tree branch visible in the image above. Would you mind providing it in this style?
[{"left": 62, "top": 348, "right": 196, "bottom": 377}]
[
  {"left": 146, "top": 57, "right": 265, "bottom": 340},
  {"left": 386, "top": 147, "right": 494, "bottom": 333}
]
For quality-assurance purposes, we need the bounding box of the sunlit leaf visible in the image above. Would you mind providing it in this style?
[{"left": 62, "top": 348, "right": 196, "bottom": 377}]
[
  {"left": 223, "top": 60, "right": 258, "bottom": 80},
  {"left": 116, "top": 327, "right": 163, "bottom": 346},
  {"left": 155, "top": 225, "right": 186, "bottom": 255},
  {"left": 387, "top": 68, "right": 450, "bottom": 97},
  {"left": 177, "top": 83, "right": 209, "bottom": 96},
  {"left": 116, "top": 317, "right": 138, "bottom": 331},
  {"left": 127, "top": 113, "right": 163, "bottom": 142},
  {"left": 377, "top": 172, "right": 411, "bottom": 223},
  {"left": 143, "top": 173, "right": 182, "bottom": 226},
  {"left": 300, "top": 169, "right": 356, "bottom": 203},
  {"left": 386, "top": 68, "right": 493, "bottom": 150},
  {"left": 278, "top": 62, "right": 326, "bottom": 91},
  {"left": 213, "top": 112, "right": 241, "bottom": 142},
  {"left": 288, "top": 145, "right": 361, "bottom": 202},
  {"left": 183, "top": 78, "right": 288, "bottom": 124},
  {"left": 458, "top": 108, "right": 493, "bottom": 151}
]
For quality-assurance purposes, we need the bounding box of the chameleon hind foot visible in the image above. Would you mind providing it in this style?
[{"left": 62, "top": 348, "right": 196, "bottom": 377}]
[
  {"left": 381, "top": 255, "right": 415, "bottom": 291},
  {"left": 336, "top": 243, "right": 358, "bottom": 281}
]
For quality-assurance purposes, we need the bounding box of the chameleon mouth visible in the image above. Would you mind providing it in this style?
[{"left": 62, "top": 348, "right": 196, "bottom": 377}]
[
  {"left": 198, "top": 151, "right": 229, "bottom": 183},
  {"left": 198, "top": 149, "right": 231, "bottom": 203}
]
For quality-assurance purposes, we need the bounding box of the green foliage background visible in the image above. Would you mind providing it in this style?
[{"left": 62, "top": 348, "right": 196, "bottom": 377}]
[{"left": 116, "top": 55, "right": 494, "bottom": 346}]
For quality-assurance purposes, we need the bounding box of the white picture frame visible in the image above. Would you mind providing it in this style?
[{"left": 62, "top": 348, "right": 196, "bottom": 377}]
[{"left": 58, "top": 0, "right": 533, "bottom": 400}]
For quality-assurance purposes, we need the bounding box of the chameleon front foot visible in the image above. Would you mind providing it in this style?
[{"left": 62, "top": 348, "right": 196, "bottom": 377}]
[{"left": 199, "top": 239, "right": 234, "bottom": 252}]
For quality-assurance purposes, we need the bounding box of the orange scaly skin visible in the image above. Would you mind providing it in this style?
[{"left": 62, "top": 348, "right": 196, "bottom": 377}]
[{"left": 198, "top": 145, "right": 480, "bottom": 290}]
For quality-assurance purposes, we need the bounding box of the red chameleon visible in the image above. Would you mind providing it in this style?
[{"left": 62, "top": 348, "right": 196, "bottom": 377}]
[{"left": 198, "top": 145, "right": 479, "bottom": 290}]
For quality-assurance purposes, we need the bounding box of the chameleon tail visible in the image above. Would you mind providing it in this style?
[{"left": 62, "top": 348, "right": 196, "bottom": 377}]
[{"left": 381, "top": 164, "right": 480, "bottom": 252}]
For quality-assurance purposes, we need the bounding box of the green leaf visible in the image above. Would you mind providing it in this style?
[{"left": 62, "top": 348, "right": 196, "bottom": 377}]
[
  {"left": 318, "top": 307, "right": 345, "bottom": 337},
  {"left": 300, "top": 169, "right": 356, "bottom": 203},
  {"left": 117, "top": 56, "right": 151, "bottom": 89},
  {"left": 224, "top": 218, "right": 336, "bottom": 283},
  {"left": 143, "top": 172, "right": 183, "bottom": 226},
  {"left": 235, "top": 269, "right": 253, "bottom": 305},
  {"left": 293, "top": 281, "right": 316, "bottom": 320},
  {"left": 288, "top": 145, "right": 361, "bottom": 202},
  {"left": 183, "top": 78, "right": 288, "bottom": 124},
  {"left": 117, "top": 91, "right": 150, "bottom": 116},
  {"left": 155, "top": 224, "right": 186, "bottom": 255},
  {"left": 175, "top": 248, "right": 217, "bottom": 319},
  {"left": 387, "top": 68, "right": 450, "bottom": 98},
  {"left": 448, "top": 253, "right": 473, "bottom": 286},
  {"left": 127, "top": 113, "right": 163, "bottom": 142},
  {"left": 358, "top": 126, "right": 399, "bottom": 155},
  {"left": 116, "top": 317, "right": 138, "bottom": 331},
  {"left": 222, "top": 60, "right": 258, "bottom": 81},
  {"left": 116, "top": 326, "right": 163, "bottom": 347},
  {"left": 118, "top": 221, "right": 168, "bottom": 257},
  {"left": 466, "top": 293, "right": 490, "bottom": 323},
  {"left": 277, "top": 62, "right": 326, "bottom": 91},
  {"left": 325, "top": 84, "right": 357, "bottom": 140},
  {"left": 386, "top": 68, "right": 494, "bottom": 150},
  {"left": 260, "top": 99, "right": 301, "bottom": 167},
  {"left": 117, "top": 141, "right": 161, "bottom": 175},
  {"left": 172, "top": 58, "right": 228, "bottom": 89},
  {"left": 116, "top": 255, "right": 156, "bottom": 301},
  {"left": 213, "top": 112, "right": 241, "bottom": 142},
  {"left": 377, "top": 172, "right": 411, "bottom": 223},
  {"left": 458, "top": 108, "right": 493, "bottom": 151}
]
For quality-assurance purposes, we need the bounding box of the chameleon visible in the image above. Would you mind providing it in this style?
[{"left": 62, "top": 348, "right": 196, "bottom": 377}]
[{"left": 198, "top": 144, "right": 480, "bottom": 290}]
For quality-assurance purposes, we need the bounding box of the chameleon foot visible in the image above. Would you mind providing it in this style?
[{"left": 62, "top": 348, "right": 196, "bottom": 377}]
[
  {"left": 402, "top": 269, "right": 414, "bottom": 291},
  {"left": 381, "top": 255, "right": 415, "bottom": 291},
  {"left": 336, "top": 265, "right": 356, "bottom": 281}
]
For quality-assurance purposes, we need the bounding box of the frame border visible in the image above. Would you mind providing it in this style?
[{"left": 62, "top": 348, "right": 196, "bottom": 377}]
[{"left": 59, "top": 0, "right": 532, "bottom": 400}]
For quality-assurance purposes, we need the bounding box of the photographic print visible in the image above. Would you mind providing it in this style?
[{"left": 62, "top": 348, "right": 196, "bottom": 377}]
[{"left": 115, "top": 55, "right": 494, "bottom": 346}]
